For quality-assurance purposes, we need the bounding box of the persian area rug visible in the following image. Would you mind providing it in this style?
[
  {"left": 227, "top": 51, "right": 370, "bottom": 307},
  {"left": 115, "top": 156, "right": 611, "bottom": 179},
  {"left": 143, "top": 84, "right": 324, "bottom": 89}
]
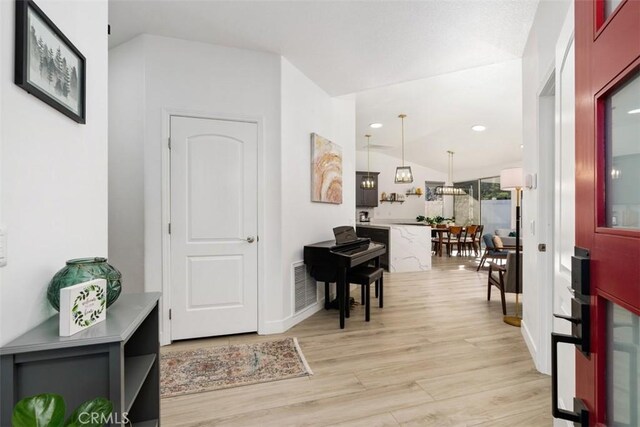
[{"left": 160, "top": 337, "right": 313, "bottom": 398}]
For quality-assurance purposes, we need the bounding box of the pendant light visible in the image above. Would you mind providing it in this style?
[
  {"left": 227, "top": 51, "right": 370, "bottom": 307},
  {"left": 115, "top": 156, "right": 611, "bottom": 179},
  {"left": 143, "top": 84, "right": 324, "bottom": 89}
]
[
  {"left": 394, "top": 114, "right": 413, "bottom": 183},
  {"left": 360, "top": 134, "right": 376, "bottom": 189},
  {"left": 435, "top": 151, "right": 466, "bottom": 195}
]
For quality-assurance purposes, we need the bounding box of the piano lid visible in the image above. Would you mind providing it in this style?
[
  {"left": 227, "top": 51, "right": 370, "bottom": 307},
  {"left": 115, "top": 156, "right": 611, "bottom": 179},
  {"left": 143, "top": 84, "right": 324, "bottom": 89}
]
[
  {"left": 304, "top": 237, "right": 371, "bottom": 250},
  {"left": 333, "top": 226, "right": 359, "bottom": 245}
]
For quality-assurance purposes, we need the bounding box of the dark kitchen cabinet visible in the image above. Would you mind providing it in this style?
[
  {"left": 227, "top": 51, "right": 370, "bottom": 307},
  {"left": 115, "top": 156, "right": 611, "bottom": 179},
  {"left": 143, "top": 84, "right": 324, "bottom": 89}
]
[{"left": 356, "top": 171, "right": 379, "bottom": 207}]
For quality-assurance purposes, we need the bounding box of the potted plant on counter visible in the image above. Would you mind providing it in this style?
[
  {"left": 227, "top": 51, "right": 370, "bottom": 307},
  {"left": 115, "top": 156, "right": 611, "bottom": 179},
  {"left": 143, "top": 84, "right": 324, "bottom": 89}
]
[{"left": 416, "top": 216, "right": 455, "bottom": 227}]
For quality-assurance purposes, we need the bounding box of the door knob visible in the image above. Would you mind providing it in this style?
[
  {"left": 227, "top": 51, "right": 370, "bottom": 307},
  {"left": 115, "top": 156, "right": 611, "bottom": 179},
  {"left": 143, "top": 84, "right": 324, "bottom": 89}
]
[{"left": 246, "top": 236, "right": 255, "bottom": 243}]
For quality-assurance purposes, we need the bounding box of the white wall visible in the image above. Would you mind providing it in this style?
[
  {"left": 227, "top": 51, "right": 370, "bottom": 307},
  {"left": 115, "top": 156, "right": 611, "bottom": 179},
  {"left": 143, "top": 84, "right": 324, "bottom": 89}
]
[
  {"left": 0, "top": 2, "right": 4, "bottom": 342},
  {"left": 109, "top": 35, "right": 282, "bottom": 340},
  {"left": 355, "top": 151, "right": 447, "bottom": 221},
  {"left": 280, "top": 58, "right": 356, "bottom": 329},
  {"left": 109, "top": 37, "right": 356, "bottom": 339},
  {"left": 143, "top": 36, "right": 283, "bottom": 329},
  {"left": 520, "top": 0, "right": 572, "bottom": 399},
  {"left": 0, "top": 0, "right": 109, "bottom": 345},
  {"left": 108, "top": 36, "right": 145, "bottom": 292},
  {"left": 452, "top": 161, "right": 522, "bottom": 182},
  {"left": 356, "top": 151, "right": 522, "bottom": 223}
]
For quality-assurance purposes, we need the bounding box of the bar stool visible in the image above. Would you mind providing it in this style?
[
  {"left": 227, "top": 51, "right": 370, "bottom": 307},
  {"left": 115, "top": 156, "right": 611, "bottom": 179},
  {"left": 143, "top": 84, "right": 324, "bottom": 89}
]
[{"left": 345, "top": 266, "right": 384, "bottom": 322}]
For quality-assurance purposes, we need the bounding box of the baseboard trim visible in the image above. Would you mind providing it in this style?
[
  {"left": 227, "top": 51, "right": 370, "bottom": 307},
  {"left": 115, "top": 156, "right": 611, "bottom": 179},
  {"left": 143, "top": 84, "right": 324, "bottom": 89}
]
[
  {"left": 521, "top": 319, "right": 542, "bottom": 372},
  {"left": 260, "top": 299, "right": 326, "bottom": 335}
]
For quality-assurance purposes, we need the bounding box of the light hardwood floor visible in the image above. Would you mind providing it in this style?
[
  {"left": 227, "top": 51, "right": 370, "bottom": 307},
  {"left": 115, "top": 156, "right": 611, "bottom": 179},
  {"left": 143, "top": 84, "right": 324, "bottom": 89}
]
[{"left": 161, "top": 255, "right": 552, "bottom": 426}]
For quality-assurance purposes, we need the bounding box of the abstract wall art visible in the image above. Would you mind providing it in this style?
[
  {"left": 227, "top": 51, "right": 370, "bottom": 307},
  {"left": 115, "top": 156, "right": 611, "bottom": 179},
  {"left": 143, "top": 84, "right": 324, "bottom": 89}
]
[{"left": 311, "top": 133, "right": 342, "bottom": 204}]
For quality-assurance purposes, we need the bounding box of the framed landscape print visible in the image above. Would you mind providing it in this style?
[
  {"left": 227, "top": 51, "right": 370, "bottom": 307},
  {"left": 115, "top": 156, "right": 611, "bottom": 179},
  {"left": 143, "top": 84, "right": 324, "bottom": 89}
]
[
  {"left": 15, "top": 0, "right": 86, "bottom": 123},
  {"left": 311, "top": 133, "right": 343, "bottom": 204}
]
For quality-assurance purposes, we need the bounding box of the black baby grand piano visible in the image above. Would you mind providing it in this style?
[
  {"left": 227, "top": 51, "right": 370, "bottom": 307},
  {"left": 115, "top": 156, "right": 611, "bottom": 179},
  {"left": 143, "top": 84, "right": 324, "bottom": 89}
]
[{"left": 304, "top": 226, "right": 386, "bottom": 328}]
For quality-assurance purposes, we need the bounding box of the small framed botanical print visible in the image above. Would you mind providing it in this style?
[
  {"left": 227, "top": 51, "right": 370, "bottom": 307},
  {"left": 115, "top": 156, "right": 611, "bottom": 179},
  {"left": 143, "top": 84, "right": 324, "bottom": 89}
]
[{"left": 59, "top": 279, "right": 107, "bottom": 336}]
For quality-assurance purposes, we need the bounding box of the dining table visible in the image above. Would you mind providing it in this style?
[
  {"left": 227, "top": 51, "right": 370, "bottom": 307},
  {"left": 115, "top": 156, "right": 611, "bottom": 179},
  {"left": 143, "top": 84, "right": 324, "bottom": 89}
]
[{"left": 431, "top": 226, "right": 471, "bottom": 257}]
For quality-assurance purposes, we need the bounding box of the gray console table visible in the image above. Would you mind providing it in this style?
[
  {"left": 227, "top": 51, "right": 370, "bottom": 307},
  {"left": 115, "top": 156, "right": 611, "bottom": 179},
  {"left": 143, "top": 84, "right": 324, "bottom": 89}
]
[{"left": 0, "top": 293, "right": 161, "bottom": 426}]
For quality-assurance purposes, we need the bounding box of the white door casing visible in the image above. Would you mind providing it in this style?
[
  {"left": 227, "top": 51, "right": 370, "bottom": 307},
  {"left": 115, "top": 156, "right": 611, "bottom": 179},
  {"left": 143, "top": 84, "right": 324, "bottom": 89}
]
[
  {"left": 534, "top": 68, "right": 555, "bottom": 375},
  {"left": 170, "top": 115, "right": 258, "bottom": 340},
  {"left": 553, "top": 5, "right": 576, "bottom": 424}
]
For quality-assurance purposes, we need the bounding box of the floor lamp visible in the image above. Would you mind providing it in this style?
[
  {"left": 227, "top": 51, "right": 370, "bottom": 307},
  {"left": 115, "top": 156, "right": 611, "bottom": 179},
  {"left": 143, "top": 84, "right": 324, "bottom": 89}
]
[{"left": 500, "top": 167, "right": 523, "bottom": 327}]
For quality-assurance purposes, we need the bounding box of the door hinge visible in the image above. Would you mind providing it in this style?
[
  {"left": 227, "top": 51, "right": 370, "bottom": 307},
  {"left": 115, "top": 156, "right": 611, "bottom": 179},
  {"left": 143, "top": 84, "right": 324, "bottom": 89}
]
[
  {"left": 168, "top": 223, "right": 171, "bottom": 234},
  {"left": 168, "top": 137, "right": 172, "bottom": 150},
  {"left": 169, "top": 309, "right": 172, "bottom": 320}
]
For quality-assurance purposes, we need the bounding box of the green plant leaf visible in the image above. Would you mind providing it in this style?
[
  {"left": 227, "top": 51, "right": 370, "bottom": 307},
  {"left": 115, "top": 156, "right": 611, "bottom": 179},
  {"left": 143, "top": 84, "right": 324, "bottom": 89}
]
[
  {"left": 64, "top": 398, "right": 113, "bottom": 427},
  {"left": 12, "top": 393, "right": 65, "bottom": 427}
]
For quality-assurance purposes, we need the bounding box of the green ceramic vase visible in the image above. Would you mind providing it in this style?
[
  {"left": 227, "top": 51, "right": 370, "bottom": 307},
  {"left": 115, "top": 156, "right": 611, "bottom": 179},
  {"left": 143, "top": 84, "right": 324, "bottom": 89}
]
[{"left": 47, "top": 257, "right": 122, "bottom": 312}]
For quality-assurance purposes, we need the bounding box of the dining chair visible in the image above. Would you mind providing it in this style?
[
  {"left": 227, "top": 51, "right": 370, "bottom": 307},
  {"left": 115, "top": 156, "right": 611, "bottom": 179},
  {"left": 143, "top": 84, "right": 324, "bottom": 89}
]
[
  {"left": 430, "top": 228, "right": 444, "bottom": 255},
  {"left": 444, "top": 226, "right": 463, "bottom": 256},
  {"left": 462, "top": 225, "right": 478, "bottom": 256},
  {"left": 474, "top": 225, "right": 484, "bottom": 254}
]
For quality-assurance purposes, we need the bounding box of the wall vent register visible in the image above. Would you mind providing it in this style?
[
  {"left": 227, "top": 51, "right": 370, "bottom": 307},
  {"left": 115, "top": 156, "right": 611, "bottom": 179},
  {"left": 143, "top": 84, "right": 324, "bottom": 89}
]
[{"left": 293, "top": 262, "right": 317, "bottom": 313}]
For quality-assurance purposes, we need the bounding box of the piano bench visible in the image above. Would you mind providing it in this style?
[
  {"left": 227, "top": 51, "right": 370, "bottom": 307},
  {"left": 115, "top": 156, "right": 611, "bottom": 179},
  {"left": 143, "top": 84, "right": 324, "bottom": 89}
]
[{"left": 346, "top": 267, "right": 384, "bottom": 322}]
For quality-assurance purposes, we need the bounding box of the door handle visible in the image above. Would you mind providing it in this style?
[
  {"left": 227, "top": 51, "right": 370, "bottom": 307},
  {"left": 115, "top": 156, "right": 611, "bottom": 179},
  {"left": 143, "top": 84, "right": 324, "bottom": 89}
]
[
  {"left": 551, "top": 296, "right": 591, "bottom": 426},
  {"left": 551, "top": 332, "right": 589, "bottom": 426},
  {"left": 554, "top": 298, "right": 590, "bottom": 355},
  {"left": 246, "top": 236, "right": 255, "bottom": 243},
  {"left": 553, "top": 313, "right": 580, "bottom": 324}
]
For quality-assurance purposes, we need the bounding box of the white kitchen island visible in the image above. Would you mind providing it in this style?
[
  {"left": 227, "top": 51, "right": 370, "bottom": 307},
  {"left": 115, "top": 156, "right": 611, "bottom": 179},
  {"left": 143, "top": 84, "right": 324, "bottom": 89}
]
[{"left": 356, "top": 222, "right": 431, "bottom": 272}]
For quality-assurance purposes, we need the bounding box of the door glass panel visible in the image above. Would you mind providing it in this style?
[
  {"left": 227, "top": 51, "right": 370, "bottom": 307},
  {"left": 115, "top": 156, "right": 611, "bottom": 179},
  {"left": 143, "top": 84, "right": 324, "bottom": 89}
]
[
  {"left": 605, "top": 0, "right": 624, "bottom": 20},
  {"left": 607, "top": 301, "right": 640, "bottom": 426},
  {"left": 605, "top": 71, "right": 640, "bottom": 229}
]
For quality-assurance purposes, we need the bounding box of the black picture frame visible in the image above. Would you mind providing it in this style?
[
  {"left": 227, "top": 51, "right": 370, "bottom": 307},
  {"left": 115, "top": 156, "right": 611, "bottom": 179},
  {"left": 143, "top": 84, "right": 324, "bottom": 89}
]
[{"left": 14, "top": 0, "right": 86, "bottom": 124}]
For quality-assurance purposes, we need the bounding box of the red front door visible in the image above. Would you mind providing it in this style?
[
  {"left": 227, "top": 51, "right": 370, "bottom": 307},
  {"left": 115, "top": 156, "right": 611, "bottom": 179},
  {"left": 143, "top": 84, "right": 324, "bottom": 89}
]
[{"left": 574, "top": 0, "right": 640, "bottom": 426}]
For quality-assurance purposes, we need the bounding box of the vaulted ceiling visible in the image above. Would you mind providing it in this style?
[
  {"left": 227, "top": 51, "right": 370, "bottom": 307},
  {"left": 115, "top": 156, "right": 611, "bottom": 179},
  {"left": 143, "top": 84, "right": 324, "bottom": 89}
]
[
  {"left": 355, "top": 59, "right": 523, "bottom": 172},
  {"left": 109, "top": 0, "right": 539, "bottom": 171}
]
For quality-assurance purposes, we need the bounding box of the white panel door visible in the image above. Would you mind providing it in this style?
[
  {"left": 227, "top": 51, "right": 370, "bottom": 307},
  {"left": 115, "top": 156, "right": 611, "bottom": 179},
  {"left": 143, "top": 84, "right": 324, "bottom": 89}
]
[
  {"left": 553, "top": 6, "right": 576, "bottom": 424},
  {"left": 170, "top": 116, "right": 258, "bottom": 340}
]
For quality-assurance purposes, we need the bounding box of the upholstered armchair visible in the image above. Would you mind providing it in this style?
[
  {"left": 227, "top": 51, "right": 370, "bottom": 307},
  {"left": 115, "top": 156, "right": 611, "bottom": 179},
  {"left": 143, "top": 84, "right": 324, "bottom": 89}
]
[{"left": 476, "top": 233, "right": 509, "bottom": 271}]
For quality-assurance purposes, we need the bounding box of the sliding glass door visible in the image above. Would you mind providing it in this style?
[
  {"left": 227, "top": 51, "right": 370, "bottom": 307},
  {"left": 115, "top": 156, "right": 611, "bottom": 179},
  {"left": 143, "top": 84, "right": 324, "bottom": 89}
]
[
  {"left": 453, "top": 180, "right": 480, "bottom": 225},
  {"left": 479, "top": 176, "right": 511, "bottom": 236}
]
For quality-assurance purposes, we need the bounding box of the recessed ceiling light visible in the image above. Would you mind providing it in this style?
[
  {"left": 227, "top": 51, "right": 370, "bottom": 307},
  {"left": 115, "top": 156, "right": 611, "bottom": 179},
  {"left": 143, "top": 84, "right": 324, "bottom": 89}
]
[
  {"left": 369, "top": 123, "right": 383, "bottom": 129},
  {"left": 471, "top": 125, "right": 486, "bottom": 132},
  {"left": 520, "top": 144, "right": 524, "bottom": 149},
  {"left": 628, "top": 108, "right": 640, "bottom": 114}
]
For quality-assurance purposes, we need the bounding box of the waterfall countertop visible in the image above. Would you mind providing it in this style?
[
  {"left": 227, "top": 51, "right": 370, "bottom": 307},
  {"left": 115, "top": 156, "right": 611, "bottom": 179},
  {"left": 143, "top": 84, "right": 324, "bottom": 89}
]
[
  {"left": 356, "top": 222, "right": 431, "bottom": 272},
  {"left": 356, "top": 222, "right": 428, "bottom": 228}
]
